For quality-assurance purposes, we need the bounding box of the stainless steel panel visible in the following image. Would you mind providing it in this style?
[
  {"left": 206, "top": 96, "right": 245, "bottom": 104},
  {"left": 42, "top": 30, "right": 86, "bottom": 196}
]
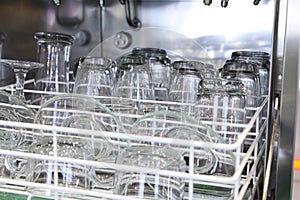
[{"left": 276, "top": 0, "right": 300, "bottom": 199}]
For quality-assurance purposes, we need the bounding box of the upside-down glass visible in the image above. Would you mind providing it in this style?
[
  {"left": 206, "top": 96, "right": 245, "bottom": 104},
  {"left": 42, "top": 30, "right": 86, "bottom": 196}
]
[
  {"left": 169, "top": 61, "right": 203, "bottom": 116},
  {"left": 74, "top": 56, "right": 114, "bottom": 107},
  {"left": 112, "top": 55, "right": 156, "bottom": 130},
  {"left": 0, "top": 59, "right": 44, "bottom": 103},
  {"left": 131, "top": 47, "right": 172, "bottom": 101},
  {"left": 26, "top": 94, "right": 122, "bottom": 198},
  {"left": 188, "top": 60, "right": 217, "bottom": 79},
  {"left": 230, "top": 51, "right": 270, "bottom": 96},
  {"left": 34, "top": 31, "right": 74, "bottom": 104},
  {"left": 114, "top": 145, "right": 186, "bottom": 200},
  {"left": 220, "top": 59, "right": 261, "bottom": 120},
  {"left": 196, "top": 78, "right": 247, "bottom": 144}
]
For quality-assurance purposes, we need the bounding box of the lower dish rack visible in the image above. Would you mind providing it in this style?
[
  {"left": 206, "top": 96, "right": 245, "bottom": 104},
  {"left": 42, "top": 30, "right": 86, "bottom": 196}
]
[{"left": 0, "top": 80, "right": 269, "bottom": 200}]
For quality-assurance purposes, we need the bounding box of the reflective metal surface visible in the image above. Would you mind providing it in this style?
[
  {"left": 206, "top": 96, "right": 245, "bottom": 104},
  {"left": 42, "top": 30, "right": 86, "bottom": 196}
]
[{"left": 276, "top": 0, "right": 300, "bottom": 199}]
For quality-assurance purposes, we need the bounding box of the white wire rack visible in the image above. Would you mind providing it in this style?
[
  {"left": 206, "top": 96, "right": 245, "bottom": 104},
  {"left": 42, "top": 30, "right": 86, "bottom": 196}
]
[{"left": 0, "top": 80, "right": 269, "bottom": 200}]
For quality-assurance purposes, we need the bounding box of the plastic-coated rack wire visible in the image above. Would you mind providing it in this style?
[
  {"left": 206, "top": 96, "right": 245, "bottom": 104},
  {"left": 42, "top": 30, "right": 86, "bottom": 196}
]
[{"left": 0, "top": 79, "right": 268, "bottom": 200}]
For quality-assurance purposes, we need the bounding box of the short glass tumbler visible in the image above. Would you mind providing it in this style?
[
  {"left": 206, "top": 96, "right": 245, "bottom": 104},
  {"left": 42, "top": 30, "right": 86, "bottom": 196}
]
[
  {"left": 131, "top": 47, "right": 172, "bottom": 101},
  {"left": 112, "top": 55, "right": 156, "bottom": 130},
  {"left": 169, "top": 61, "right": 203, "bottom": 116},
  {"left": 196, "top": 78, "right": 247, "bottom": 144},
  {"left": 220, "top": 59, "right": 261, "bottom": 119},
  {"left": 230, "top": 51, "right": 270, "bottom": 96},
  {"left": 114, "top": 145, "right": 186, "bottom": 200},
  {"left": 74, "top": 56, "right": 114, "bottom": 106}
]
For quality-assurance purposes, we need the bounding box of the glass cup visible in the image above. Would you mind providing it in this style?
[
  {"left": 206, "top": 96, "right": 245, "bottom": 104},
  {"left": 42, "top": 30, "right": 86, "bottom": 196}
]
[
  {"left": 196, "top": 78, "right": 247, "bottom": 144},
  {"left": 230, "top": 51, "right": 270, "bottom": 96},
  {"left": 230, "top": 51, "right": 271, "bottom": 119},
  {"left": 114, "top": 145, "right": 186, "bottom": 199},
  {"left": 0, "top": 59, "right": 44, "bottom": 103},
  {"left": 73, "top": 56, "right": 114, "bottom": 107},
  {"left": 169, "top": 61, "right": 203, "bottom": 116},
  {"left": 112, "top": 55, "right": 156, "bottom": 131},
  {"left": 220, "top": 59, "right": 261, "bottom": 120},
  {"left": 188, "top": 60, "right": 217, "bottom": 79},
  {"left": 162, "top": 126, "right": 236, "bottom": 198},
  {"left": 131, "top": 47, "right": 172, "bottom": 101},
  {"left": 34, "top": 31, "right": 74, "bottom": 104}
]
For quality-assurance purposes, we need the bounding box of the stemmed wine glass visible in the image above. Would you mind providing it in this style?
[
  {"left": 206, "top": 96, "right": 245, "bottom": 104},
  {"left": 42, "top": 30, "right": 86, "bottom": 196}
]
[
  {"left": 0, "top": 59, "right": 43, "bottom": 179},
  {"left": 0, "top": 59, "right": 44, "bottom": 103}
]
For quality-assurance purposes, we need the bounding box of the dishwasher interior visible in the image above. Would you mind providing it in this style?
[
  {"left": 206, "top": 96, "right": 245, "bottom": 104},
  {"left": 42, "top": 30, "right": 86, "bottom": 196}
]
[{"left": 0, "top": 0, "right": 295, "bottom": 199}]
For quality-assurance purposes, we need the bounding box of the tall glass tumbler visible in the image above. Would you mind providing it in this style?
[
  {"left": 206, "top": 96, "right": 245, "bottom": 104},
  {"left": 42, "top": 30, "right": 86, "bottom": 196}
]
[
  {"left": 114, "top": 145, "right": 186, "bottom": 200},
  {"left": 169, "top": 61, "right": 203, "bottom": 116},
  {"left": 131, "top": 47, "right": 172, "bottom": 101},
  {"left": 34, "top": 32, "right": 74, "bottom": 104}
]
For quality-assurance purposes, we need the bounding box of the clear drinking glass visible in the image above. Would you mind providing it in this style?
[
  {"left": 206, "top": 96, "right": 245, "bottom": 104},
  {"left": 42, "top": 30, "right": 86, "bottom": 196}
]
[
  {"left": 112, "top": 55, "right": 156, "bottom": 131},
  {"left": 114, "top": 145, "right": 186, "bottom": 200},
  {"left": 195, "top": 78, "right": 247, "bottom": 144},
  {"left": 131, "top": 47, "right": 172, "bottom": 101},
  {"left": 27, "top": 94, "right": 121, "bottom": 198},
  {"left": 230, "top": 51, "right": 270, "bottom": 96},
  {"left": 73, "top": 56, "right": 114, "bottom": 107},
  {"left": 34, "top": 31, "right": 74, "bottom": 104},
  {"left": 220, "top": 59, "right": 261, "bottom": 119},
  {"left": 169, "top": 61, "right": 203, "bottom": 116},
  {"left": 188, "top": 60, "right": 217, "bottom": 79}
]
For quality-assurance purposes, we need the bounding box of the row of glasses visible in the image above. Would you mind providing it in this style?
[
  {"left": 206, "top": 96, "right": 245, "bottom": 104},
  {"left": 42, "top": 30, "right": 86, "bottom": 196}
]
[
  {"left": 0, "top": 44, "right": 268, "bottom": 199},
  {"left": 70, "top": 51, "right": 229, "bottom": 199}
]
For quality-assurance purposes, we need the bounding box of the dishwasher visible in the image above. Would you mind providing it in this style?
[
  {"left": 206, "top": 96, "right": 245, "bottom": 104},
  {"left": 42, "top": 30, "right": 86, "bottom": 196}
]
[{"left": 0, "top": 0, "right": 297, "bottom": 200}]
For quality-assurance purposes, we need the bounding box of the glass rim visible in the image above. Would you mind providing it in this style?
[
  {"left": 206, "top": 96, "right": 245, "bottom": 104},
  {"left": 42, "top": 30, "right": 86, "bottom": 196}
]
[
  {"left": 34, "top": 31, "right": 74, "bottom": 44},
  {"left": 132, "top": 47, "right": 168, "bottom": 57},
  {"left": 231, "top": 50, "right": 270, "bottom": 59},
  {"left": 82, "top": 56, "right": 113, "bottom": 67}
]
